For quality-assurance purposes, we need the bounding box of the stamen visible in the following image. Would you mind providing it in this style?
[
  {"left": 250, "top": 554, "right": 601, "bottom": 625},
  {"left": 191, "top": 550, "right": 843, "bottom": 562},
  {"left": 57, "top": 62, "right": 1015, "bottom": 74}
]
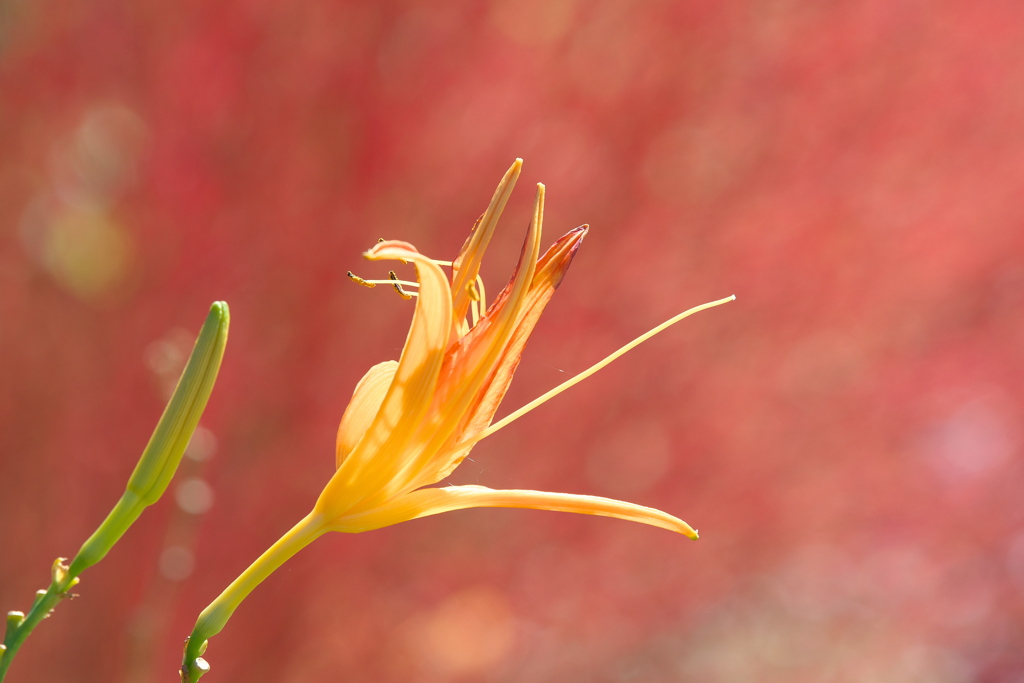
[
  {"left": 475, "top": 275, "right": 486, "bottom": 306},
  {"left": 474, "top": 275, "right": 487, "bottom": 315},
  {"left": 349, "top": 277, "right": 419, "bottom": 287},
  {"left": 466, "top": 276, "right": 488, "bottom": 327},
  {"left": 348, "top": 270, "right": 419, "bottom": 297},
  {"left": 347, "top": 271, "right": 376, "bottom": 288},
  {"left": 462, "top": 295, "right": 736, "bottom": 446},
  {"left": 389, "top": 271, "right": 414, "bottom": 300},
  {"left": 468, "top": 282, "right": 481, "bottom": 327}
]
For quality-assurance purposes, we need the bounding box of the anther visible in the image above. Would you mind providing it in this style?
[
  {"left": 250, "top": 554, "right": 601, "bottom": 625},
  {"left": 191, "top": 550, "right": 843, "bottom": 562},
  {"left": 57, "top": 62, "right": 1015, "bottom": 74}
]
[
  {"left": 466, "top": 276, "right": 487, "bottom": 327},
  {"left": 389, "top": 271, "right": 414, "bottom": 300},
  {"left": 348, "top": 270, "right": 418, "bottom": 298},
  {"left": 347, "top": 271, "right": 376, "bottom": 288}
]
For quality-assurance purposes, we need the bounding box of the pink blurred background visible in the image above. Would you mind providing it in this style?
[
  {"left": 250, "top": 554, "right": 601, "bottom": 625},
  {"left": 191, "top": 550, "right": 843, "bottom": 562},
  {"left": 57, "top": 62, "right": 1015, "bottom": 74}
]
[{"left": 3, "top": 1, "right": 1024, "bottom": 681}]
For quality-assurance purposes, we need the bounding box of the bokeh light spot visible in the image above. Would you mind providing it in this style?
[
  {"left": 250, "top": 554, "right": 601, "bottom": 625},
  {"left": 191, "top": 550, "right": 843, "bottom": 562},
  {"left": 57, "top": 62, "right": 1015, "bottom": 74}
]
[
  {"left": 42, "top": 207, "right": 131, "bottom": 299},
  {"left": 185, "top": 426, "right": 217, "bottom": 463},
  {"left": 159, "top": 546, "right": 195, "bottom": 582},
  {"left": 18, "top": 103, "right": 145, "bottom": 302},
  {"left": 400, "top": 586, "right": 516, "bottom": 677},
  {"left": 175, "top": 477, "right": 214, "bottom": 515},
  {"left": 917, "top": 394, "right": 1019, "bottom": 484}
]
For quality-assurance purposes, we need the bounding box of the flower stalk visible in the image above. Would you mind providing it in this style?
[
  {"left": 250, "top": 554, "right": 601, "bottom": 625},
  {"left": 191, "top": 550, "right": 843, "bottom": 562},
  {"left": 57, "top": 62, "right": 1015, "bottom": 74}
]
[
  {"left": 180, "top": 512, "right": 326, "bottom": 683},
  {"left": 0, "top": 560, "right": 79, "bottom": 682}
]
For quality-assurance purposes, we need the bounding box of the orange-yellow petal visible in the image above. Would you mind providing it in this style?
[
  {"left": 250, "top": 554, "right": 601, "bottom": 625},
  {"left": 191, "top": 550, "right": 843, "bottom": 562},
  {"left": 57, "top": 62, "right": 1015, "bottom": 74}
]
[
  {"left": 450, "top": 159, "right": 522, "bottom": 335},
  {"left": 383, "top": 186, "right": 545, "bottom": 493},
  {"left": 322, "top": 241, "right": 452, "bottom": 516},
  {"left": 418, "top": 226, "right": 589, "bottom": 485},
  {"left": 336, "top": 360, "right": 397, "bottom": 469},
  {"left": 331, "top": 485, "right": 698, "bottom": 538}
]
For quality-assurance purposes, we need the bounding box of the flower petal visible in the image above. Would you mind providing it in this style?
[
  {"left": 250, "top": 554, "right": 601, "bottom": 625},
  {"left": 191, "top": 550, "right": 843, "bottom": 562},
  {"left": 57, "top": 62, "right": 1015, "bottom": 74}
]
[
  {"left": 383, "top": 186, "right": 545, "bottom": 493},
  {"left": 332, "top": 485, "right": 698, "bottom": 538},
  {"left": 336, "top": 360, "right": 397, "bottom": 469},
  {"left": 321, "top": 241, "right": 452, "bottom": 518},
  {"left": 420, "top": 226, "right": 589, "bottom": 485},
  {"left": 450, "top": 159, "right": 522, "bottom": 335}
]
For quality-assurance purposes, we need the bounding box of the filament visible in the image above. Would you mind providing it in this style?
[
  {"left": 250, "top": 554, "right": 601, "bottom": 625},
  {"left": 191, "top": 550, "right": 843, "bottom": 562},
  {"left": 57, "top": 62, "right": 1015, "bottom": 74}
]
[{"left": 466, "top": 295, "right": 736, "bottom": 445}]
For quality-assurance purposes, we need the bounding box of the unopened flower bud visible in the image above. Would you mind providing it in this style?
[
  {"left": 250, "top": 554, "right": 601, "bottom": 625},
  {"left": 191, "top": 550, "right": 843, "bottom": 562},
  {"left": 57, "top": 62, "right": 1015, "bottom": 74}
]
[{"left": 69, "top": 302, "right": 229, "bottom": 577}]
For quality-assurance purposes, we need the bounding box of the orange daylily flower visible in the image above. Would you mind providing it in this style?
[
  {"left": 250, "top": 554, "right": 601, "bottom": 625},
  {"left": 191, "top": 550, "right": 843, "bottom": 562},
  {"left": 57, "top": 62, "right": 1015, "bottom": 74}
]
[
  {"left": 318, "top": 160, "right": 702, "bottom": 535},
  {"left": 181, "top": 159, "right": 733, "bottom": 681}
]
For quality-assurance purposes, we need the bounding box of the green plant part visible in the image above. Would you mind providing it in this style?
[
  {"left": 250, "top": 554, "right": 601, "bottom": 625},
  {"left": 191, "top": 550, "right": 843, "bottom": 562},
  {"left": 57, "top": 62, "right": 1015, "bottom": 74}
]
[{"left": 0, "top": 301, "right": 229, "bottom": 683}]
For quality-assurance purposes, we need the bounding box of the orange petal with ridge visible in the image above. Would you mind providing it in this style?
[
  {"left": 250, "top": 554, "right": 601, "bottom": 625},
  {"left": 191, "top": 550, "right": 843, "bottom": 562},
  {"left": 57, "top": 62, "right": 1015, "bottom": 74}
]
[{"left": 333, "top": 484, "right": 698, "bottom": 538}]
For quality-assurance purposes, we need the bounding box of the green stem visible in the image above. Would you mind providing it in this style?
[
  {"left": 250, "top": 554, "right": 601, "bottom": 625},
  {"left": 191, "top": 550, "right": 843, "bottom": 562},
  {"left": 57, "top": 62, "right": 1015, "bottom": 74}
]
[
  {"left": 180, "top": 512, "right": 326, "bottom": 682},
  {"left": 0, "top": 560, "right": 79, "bottom": 682},
  {"left": 68, "top": 493, "right": 144, "bottom": 578}
]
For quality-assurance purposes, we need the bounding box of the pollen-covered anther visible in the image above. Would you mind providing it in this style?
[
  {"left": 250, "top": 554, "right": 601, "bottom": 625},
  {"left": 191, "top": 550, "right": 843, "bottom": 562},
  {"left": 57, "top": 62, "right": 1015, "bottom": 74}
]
[
  {"left": 347, "top": 271, "right": 377, "bottom": 288},
  {"left": 466, "top": 276, "right": 487, "bottom": 326},
  {"left": 389, "top": 271, "right": 415, "bottom": 299}
]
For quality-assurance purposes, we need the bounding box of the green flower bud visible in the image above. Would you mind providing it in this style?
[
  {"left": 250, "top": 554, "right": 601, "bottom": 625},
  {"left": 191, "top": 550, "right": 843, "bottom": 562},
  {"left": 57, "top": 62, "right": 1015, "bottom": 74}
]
[{"left": 69, "top": 302, "right": 229, "bottom": 577}]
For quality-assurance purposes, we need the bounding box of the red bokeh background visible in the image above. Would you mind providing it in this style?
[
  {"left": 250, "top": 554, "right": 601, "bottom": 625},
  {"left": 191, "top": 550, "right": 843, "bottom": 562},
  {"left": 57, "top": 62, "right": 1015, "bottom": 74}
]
[{"left": 3, "top": 2, "right": 1024, "bottom": 681}]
